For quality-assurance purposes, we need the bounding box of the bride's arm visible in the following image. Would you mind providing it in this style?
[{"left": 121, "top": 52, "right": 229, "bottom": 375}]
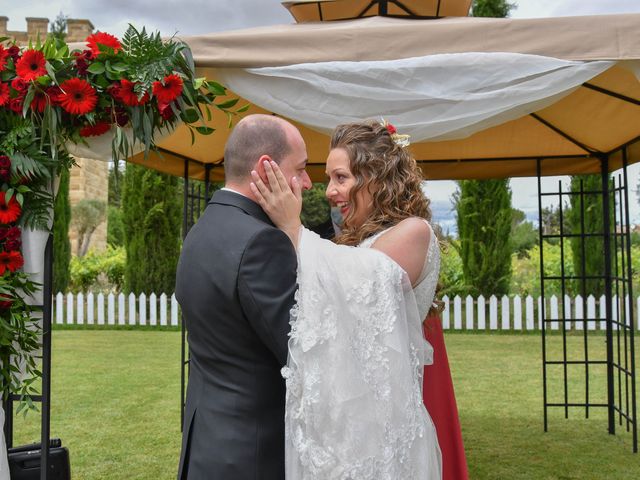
[
  {"left": 250, "top": 160, "right": 303, "bottom": 248},
  {"left": 371, "top": 218, "right": 431, "bottom": 287}
]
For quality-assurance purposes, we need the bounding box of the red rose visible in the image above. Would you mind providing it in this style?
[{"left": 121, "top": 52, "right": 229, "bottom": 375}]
[
  {"left": 47, "top": 85, "right": 63, "bottom": 105},
  {"left": 0, "top": 169, "right": 10, "bottom": 183},
  {"left": 11, "top": 77, "right": 28, "bottom": 93},
  {"left": 4, "top": 239, "right": 20, "bottom": 251},
  {"left": 0, "top": 157, "right": 10, "bottom": 169},
  {"left": 6, "top": 226, "right": 21, "bottom": 241},
  {"left": 7, "top": 45, "right": 20, "bottom": 61},
  {"left": 8, "top": 96, "right": 23, "bottom": 113}
]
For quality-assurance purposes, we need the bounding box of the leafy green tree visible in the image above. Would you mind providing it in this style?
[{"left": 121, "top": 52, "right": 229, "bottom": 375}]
[
  {"left": 471, "top": 0, "right": 516, "bottom": 17},
  {"left": 454, "top": 179, "right": 513, "bottom": 295},
  {"left": 71, "top": 199, "right": 107, "bottom": 257},
  {"left": 122, "top": 164, "right": 181, "bottom": 294},
  {"left": 567, "top": 174, "right": 609, "bottom": 296},
  {"left": 48, "top": 12, "right": 68, "bottom": 41},
  {"left": 301, "top": 183, "right": 330, "bottom": 228},
  {"left": 53, "top": 167, "right": 71, "bottom": 292},
  {"left": 511, "top": 208, "right": 537, "bottom": 258}
]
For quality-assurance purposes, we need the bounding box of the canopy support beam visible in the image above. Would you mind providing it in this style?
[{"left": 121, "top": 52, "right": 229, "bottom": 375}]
[
  {"left": 583, "top": 83, "right": 640, "bottom": 106},
  {"left": 530, "top": 113, "right": 598, "bottom": 155}
]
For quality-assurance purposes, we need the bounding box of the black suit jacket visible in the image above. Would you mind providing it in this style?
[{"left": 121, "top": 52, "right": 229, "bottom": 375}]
[{"left": 176, "top": 190, "right": 297, "bottom": 480}]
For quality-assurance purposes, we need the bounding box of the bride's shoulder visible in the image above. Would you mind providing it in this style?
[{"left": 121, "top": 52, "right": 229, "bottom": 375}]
[{"left": 374, "top": 217, "right": 431, "bottom": 247}]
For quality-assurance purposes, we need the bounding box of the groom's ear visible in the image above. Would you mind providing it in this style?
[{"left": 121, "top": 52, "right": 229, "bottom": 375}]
[{"left": 252, "top": 155, "right": 271, "bottom": 184}]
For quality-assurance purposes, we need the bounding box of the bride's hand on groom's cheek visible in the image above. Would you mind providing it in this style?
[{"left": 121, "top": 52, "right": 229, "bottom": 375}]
[{"left": 251, "top": 161, "right": 303, "bottom": 246}]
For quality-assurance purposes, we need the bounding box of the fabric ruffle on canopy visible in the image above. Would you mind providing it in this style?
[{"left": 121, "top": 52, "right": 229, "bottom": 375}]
[{"left": 217, "top": 52, "right": 615, "bottom": 142}]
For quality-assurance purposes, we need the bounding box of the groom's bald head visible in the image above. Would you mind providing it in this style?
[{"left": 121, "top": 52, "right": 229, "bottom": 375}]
[{"left": 224, "top": 114, "right": 294, "bottom": 183}]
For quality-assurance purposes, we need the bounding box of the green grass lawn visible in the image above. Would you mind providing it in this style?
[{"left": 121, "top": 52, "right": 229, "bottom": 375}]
[{"left": 10, "top": 331, "right": 640, "bottom": 479}]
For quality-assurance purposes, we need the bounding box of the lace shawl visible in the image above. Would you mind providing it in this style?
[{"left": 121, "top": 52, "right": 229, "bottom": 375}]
[{"left": 283, "top": 227, "right": 441, "bottom": 479}]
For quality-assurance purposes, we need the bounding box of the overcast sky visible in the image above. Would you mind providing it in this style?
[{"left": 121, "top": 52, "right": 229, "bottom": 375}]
[{"left": 3, "top": 0, "right": 640, "bottom": 231}]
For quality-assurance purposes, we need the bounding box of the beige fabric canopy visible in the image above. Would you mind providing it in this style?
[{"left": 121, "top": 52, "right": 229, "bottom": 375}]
[{"left": 130, "top": 13, "right": 640, "bottom": 182}]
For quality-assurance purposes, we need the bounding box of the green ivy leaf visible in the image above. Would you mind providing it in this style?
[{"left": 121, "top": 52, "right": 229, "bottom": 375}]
[
  {"left": 180, "top": 109, "right": 199, "bottom": 124},
  {"left": 87, "top": 62, "right": 106, "bottom": 74},
  {"left": 195, "top": 126, "right": 215, "bottom": 135}
]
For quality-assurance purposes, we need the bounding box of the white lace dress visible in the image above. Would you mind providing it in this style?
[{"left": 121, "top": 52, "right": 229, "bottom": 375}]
[{"left": 283, "top": 223, "right": 442, "bottom": 479}]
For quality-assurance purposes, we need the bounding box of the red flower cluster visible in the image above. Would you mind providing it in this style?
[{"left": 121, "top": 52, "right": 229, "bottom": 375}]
[{"left": 73, "top": 49, "right": 95, "bottom": 76}]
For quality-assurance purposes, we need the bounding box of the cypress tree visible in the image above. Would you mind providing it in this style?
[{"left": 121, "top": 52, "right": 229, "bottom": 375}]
[
  {"left": 567, "top": 174, "right": 609, "bottom": 296},
  {"left": 454, "top": 179, "right": 513, "bottom": 296},
  {"left": 451, "top": 0, "right": 517, "bottom": 296},
  {"left": 121, "top": 163, "right": 181, "bottom": 294},
  {"left": 52, "top": 167, "right": 71, "bottom": 293}
]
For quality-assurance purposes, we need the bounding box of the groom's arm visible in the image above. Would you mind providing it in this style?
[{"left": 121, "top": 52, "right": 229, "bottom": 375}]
[{"left": 238, "top": 227, "right": 297, "bottom": 367}]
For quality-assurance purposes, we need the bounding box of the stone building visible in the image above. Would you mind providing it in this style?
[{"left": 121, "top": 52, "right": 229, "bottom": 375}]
[{"left": 1, "top": 16, "right": 108, "bottom": 254}]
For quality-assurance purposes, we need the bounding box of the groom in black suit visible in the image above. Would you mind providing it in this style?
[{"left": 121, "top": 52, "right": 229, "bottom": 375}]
[{"left": 176, "top": 114, "right": 311, "bottom": 479}]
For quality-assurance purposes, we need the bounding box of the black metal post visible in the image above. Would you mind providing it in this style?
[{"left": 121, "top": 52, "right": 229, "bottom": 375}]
[
  {"left": 601, "top": 155, "right": 615, "bottom": 435},
  {"left": 40, "top": 234, "right": 53, "bottom": 480},
  {"left": 622, "top": 148, "right": 638, "bottom": 452},
  {"left": 2, "top": 358, "right": 13, "bottom": 448},
  {"left": 558, "top": 181, "right": 569, "bottom": 419},
  {"left": 180, "top": 159, "right": 189, "bottom": 431},
  {"left": 578, "top": 179, "right": 590, "bottom": 418},
  {"left": 537, "top": 159, "right": 548, "bottom": 432}
]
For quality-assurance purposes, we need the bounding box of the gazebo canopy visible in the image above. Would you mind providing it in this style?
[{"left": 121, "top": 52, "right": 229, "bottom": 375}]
[{"left": 129, "top": 13, "right": 640, "bottom": 182}]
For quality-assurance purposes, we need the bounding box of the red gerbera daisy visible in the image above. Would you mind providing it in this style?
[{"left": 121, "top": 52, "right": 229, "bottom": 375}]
[
  {"left": 79, "top": 121, "right": 111, "bottom": 137},
  {"left": 0, "top": 45, "right": 8, "bottom": 72},
  {"left": 118, "top": 79, "right": 149, "bottom": 106},
  {"left": 59, "top": 78, "right": 98, "bottom": 115},
  {"left": 152, "top": 74, "right": 183, "bottom": 104},
  {"left": 0, "top": 192, "right": 21, "bottom": 224},
  {"left": 0, "top": 82, "right": 9, "bottom": 106},
  {"left": 15, "top": 49, "right": 47, "bottom": 81},
  {"left": 86, "top": 32, "right": 122, "bottom": 56},
  {"left": 0, "top": 250, "right": 24, "bottom": 275}
]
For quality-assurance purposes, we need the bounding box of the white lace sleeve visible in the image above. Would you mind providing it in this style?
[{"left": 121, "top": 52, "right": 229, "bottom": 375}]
[{"left": 282, "top": 228, "right": 441, "bottom": 480}]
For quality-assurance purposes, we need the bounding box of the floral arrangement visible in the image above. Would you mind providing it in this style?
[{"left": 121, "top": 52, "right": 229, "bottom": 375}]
[{"left": 0, "top": 25, "right": 243, "bottom": 409}]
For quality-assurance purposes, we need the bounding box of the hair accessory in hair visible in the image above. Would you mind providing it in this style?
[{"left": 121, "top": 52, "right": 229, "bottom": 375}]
[{"left": 381, "top": 119, "right": 411, "bottom": 148}]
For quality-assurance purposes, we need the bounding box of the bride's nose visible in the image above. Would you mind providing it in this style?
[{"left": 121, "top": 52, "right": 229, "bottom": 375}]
[{"left": 325, "top": 182, "right": 337, "bottom": 199}]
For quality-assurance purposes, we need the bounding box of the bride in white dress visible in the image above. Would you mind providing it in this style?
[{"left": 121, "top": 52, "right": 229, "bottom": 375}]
[{"left": 251, "top": 120, "right": 442, "bottom": 479}]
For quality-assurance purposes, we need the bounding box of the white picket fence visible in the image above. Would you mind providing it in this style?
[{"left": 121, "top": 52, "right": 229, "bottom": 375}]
[
  {"left": 52, "top": 292, "right": 640, "bottom": 331},
  {"left": 54, "top": 292, "right": 180, "bottom": 327}
]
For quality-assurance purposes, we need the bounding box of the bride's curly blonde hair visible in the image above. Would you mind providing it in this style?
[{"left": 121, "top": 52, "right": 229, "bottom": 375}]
[
  {"left": 330, "top": 120, "right": 444, "bottom": 318},
  {"left": 331, "top": 120, "right": 432, "bottom": 246}
]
